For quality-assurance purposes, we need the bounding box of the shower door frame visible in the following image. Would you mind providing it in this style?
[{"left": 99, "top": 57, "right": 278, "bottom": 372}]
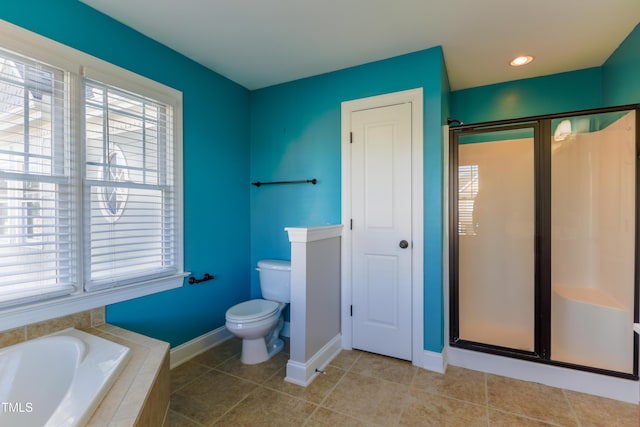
[{"left": 449, "top": 104, "right": 640, "bottom": 380}]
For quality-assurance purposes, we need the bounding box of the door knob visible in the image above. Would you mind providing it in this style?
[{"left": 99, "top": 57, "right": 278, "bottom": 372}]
[{"left": 399, "top": 240, "right": 409, "bottom": 249}]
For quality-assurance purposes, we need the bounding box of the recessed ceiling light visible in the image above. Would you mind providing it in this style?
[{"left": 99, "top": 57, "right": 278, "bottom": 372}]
[{"left": 510, "top": 55, "right": 534, "bottom": 67}]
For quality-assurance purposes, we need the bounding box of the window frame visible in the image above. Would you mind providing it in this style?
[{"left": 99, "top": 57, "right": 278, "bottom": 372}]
[{"left": 0, "top": 19, "right": 185, "bottom": 331}]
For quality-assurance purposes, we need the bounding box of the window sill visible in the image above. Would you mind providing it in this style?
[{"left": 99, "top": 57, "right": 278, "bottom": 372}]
[{"left": 0, "top": 273, "right": 188, "bottom": 332}]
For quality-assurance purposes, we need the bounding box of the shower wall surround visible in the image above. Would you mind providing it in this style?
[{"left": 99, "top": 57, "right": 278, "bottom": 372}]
[{"left": 551, "top": 111, "right": 636, "bottom": 373}]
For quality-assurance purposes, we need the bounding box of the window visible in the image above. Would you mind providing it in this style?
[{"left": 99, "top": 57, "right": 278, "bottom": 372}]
[
  {"left": 84, "top": 81, "right": 176, "bottom": 291},
  {"left": 0, "top": 20, "right": 183, "bottom": 328},
  {"left": 458, "top": 164, "right": 479, "bottom": 236},
  {"left": 0, "top": 52, "right": 74, "bottom": 308}
]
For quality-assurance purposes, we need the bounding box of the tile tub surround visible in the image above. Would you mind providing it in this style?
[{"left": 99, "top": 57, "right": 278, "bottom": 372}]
[
  {"left": 0, "top": 309, "right": 170, "bottom": 427},
  {"left": 170, "top": 338, "right": 639, "bottom": 426},
  {"left": 0, "top": 307, "right": 106, "bottom": 347}
]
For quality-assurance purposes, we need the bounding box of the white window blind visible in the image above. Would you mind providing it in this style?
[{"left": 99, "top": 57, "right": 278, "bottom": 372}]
[
  {"left": 84, "top": 80, "right": 176, "bottom": 291},
  {"left": 458, "top": 164, "right": 479, "bottom": 236},
  {"left": 0, "top": 50, "right": 76, "bottom": 308}
]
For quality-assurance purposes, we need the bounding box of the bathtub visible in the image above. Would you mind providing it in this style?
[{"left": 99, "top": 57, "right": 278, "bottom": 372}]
[
  {"left": 552, "top": 285, "right": 633, "bottom": 373},
  {"left": 0, "top": 328, "right": 130, "bottom": 427}
]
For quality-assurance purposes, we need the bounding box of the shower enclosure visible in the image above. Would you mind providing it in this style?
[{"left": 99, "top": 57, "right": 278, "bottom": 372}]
[{"left": 449, "top": 106, "right": 639, "bottom": 378}]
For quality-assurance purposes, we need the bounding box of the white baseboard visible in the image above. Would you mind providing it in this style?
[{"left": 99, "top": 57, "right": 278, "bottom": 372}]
[
  {"left": 285, "top": 334, "right": 342, "bottom": 387},
  {"left": 169, "top": 326, "right": 233, "bottom": 369},
  {"left": 422, "top": 347, "right": 447, "bottom": 374},
  {"left": 448, "top": 347, "right": 639, "bottom": 404}
]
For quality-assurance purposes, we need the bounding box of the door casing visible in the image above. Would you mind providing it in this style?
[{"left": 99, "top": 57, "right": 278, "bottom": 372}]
[{"left": 341, "top": 88, "right": 424, "bottom": 365}]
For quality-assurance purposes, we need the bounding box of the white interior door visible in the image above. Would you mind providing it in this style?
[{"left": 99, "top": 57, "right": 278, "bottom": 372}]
[{"left": 350, "top": 102, "right": 413, "bottom": 360}]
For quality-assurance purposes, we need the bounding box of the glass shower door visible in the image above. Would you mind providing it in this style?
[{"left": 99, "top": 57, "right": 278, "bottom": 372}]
[{"left": 456, "top": 128, "right": 536, "bottom": 352}]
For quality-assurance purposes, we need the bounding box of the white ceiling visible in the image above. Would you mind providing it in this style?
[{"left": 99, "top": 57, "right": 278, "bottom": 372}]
[{"left": 81, "top": 0, "right": 640, "bottom": 91}]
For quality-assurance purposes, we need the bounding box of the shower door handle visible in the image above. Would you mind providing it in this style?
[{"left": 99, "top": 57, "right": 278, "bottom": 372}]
[{"left": 399, "top": 240, "right": 409, "bottom": 249}]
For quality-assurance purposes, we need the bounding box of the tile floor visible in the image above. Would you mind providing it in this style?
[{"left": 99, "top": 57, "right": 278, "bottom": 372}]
[{"left": 170, "top": 338, "right": 638, "bottom": 426}]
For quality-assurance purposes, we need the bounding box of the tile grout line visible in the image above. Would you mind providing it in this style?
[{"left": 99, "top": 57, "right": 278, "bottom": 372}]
[
  {"left": 170, "top": 362, "right": 214, "bottom": 395},
  {"left": 393, "top": 365, "right": 422, "bottom": 427},
  {"left": 311, "top": 351, "right": 389, "bottom": 426},
  {"left": 485, "top": 375, "right": 576, "bottom": 427},
  {"left": 171, "top": 409, "right": 207, "bottom": 427},
  {"left": 210, "top": 365, "right": 280, "bottom": 388},
  {"left": 206, "top": 385, "right": 262, "bottom": 427},
  {"left": 484, "top": 372, "right": 490, "bottom": 427},
  {"left": 405, "top": 383, "right": 492, "bottom": 410},
  {"left": 562, "top": 388, "right": 583, "bottom": 427},
  {"left": 309, "top": 350, "right": 363, "bottom": 419}
]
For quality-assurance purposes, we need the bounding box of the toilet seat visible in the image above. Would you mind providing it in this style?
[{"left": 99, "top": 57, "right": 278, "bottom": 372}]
[{"left": 226, "top": 299, "right": 280, "bottom": 323}]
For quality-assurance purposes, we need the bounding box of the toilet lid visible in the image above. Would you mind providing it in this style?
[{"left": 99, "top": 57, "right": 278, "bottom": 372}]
[{"left": 226, "top": 299, "right": 281, "bottom": 322}]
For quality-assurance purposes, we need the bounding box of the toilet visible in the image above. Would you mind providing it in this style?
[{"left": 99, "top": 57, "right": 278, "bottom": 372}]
[{"left": 225, "top": 259, "right": 290, "bottom": 364}]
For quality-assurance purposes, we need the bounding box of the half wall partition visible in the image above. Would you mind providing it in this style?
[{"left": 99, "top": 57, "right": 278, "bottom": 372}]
[{"left": 449, "top": 106, "right": 639, "bottom": 378}]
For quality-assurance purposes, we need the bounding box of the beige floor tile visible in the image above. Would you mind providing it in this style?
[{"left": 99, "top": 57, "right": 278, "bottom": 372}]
[
  {"left": 412, "top": 365, "right": 486, "bottom": 405},
  {"left": 170, "top": 342, "right": 638, "bottom": 427},
  {"left": 170, "top": 370, "right": 258, "bottom": 425},
  {"left": 564, "top": 389, "right": 639, "bottom": 427},
  {"left": 399, "top": 389, "right": 488, "bottom": 427},
  {"left": 216, "top": 351, "right": 290, "bottom": 384},
  {"left": 170, "top": 360, "right": 212, "bottom": 392},
  {"left": 213, "top": 386, "right": 317, "bottom": 426},
  {"left": 304, "top": 407, "right": 370, "bottom": 427},
  {"left": 487, "top": 374, "right": 578, "bottom": 427},
  {"left": 322, "top": 371, "right": 410, "bottom": 426},
  {"left": 169, "top": 410, "right": 205, "bottom": 427},
  {"left": 350, "top": 351, "right": 418, "bottom": 385},
  {"left": 191, "top": 338, "right": 242, "bottom": 368},
  {"left": 263, "top": 366, "right": 346, "bottom": 404},
  {"left": 328, "top": 349, "right": 362, "bottom": 371},
  {"left": 489, "top": 408, "right": 560, "bottom": 426}
]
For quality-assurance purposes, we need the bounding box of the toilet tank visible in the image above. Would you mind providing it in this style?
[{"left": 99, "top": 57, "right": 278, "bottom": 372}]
[{"left": 257, "top": 259, "right": 291, "bottom": 303}]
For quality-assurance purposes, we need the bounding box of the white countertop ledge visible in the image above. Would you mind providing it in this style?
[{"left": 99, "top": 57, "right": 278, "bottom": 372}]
[{"left": 285, "top": 225, "right": 343, "bottom": 243}]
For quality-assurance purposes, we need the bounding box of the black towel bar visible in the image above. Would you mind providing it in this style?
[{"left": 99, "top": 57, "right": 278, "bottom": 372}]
[
  {"left": 188, "top": 273, "right": 214, "bottom": 285},
  {"left": 251, "top": 178, "right": 317, "bottom": 187}
]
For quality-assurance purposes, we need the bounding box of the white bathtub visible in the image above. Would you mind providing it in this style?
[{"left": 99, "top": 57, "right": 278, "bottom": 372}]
[
  {"left": 552, "top": 285, "right": 633, "bottom": 373},
  {"left": 0, "top": 328, "right": 130, "bottom": 427}
]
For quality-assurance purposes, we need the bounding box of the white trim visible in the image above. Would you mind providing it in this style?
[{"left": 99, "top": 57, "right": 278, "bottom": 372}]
[
  {"left": 0, "top": 19, "right": 181, "bottom": 105},
  {"left": 442, "top": 125, "right": 451, "bottom": 360},
  {"left": 285, "top": 333, "right": 342, "bottom": 387},
  {"left": 448, "top": 347, "right": 639, "bottom": 404},
  {"left": 0, "top": 274, "right": 187, "bottom": 332},
  {"left": 340, "top": 88, "right": 424, "bottom": 365},
  {"left": 170, "top": 325, "right": 234, "bottom": 369},
  {"left": 285, "top": 225, "right": 343, "bottom": 243},
  {"left": 423, "top": 348, "right": 448, "bottom": 374}
]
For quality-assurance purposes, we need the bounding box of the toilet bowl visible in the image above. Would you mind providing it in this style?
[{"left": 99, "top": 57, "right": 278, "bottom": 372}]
[{"left": 225, "top": 259, "right": 290, "bottom": 364}]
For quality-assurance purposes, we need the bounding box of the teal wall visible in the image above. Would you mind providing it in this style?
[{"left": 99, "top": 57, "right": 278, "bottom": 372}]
[
  {"left": 0, "top": 0, "right": 251, "bottom": 347},
  {"left": 250, "top": 47, "right": 449, "bottom": 352},
  {"left": 450, "top": 67, "right": 603, "bottom": 124},
  {"left": 603, "top": 23, "right": 640, "bottom": 106}
]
